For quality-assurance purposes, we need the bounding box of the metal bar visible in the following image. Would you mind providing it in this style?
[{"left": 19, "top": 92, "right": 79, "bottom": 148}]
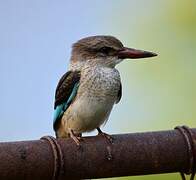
[{"left": 0, "top": 127, "right": 195, "bottom": 180}]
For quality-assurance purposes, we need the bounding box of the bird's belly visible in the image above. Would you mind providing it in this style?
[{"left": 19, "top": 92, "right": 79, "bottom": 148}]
[{"left": 64, "top": 97, "right": 114, "bottom": 133}]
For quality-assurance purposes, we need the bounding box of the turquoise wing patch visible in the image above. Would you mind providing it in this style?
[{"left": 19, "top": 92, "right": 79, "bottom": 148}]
[{"left": 53, "top": 83, "right": 79, "bottom": 125}]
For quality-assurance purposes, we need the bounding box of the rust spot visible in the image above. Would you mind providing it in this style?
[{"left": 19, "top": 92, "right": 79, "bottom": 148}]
[
  {"left": 106, "top": 146, "right": 112, "bottom": 161},
  {"left": 19, "top": 148, "right": 27, "bottom": 160}
]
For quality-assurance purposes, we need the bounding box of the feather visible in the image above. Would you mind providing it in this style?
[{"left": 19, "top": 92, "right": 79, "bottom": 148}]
[{"left": 53, "top": 71, "right": 80, "bottom": 131}]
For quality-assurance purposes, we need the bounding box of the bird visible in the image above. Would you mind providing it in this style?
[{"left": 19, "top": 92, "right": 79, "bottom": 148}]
[{"left": 53, "top": 35, "right": 157, "bottom": 145}]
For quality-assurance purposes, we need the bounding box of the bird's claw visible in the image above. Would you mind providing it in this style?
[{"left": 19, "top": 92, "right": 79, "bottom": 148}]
[
  {"left": 68, "top": 129, "right": 83, "bottom": 146},
  {"left": 97, "top": 127, "right": 114, "bottom": 144},
  {"left": 71, "top": 135, "right": 81, "bottom": 146},
  {"left": 99, "top": 132, "right": 114, "bottom": 144}
]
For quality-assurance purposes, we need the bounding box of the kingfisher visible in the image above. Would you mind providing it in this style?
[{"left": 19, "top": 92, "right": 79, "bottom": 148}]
[{"left": 53, "top": 35, "right": 157, "bottom": 145}]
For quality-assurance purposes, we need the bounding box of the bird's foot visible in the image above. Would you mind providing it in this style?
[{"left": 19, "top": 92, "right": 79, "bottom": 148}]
[
  {"left": 97, "top": 127, "right": 113, "bottom": 160},
  {"left": 97, "top": 127, "right": 114, "bottom": 144},
  {"left": 68, "top": 129, "right": 82, "bottom": 146}
]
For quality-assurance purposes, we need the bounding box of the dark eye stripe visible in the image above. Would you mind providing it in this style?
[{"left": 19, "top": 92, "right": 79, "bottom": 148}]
[{"left": 99, "top": 47, "right": 113, "bottom": 55}]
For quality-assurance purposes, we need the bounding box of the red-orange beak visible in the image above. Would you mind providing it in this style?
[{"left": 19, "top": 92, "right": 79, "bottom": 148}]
[{"left": 118, "top": 47, "right": 157, "bottom": 59}]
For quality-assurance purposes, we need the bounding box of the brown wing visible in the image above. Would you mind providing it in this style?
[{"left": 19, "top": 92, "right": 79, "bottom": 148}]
[
  {"left": 53, "top": 70, "right": 81, "bottom": 131},
  {"left": 54, "top": 70, "right": 81, "bottom": 108}
]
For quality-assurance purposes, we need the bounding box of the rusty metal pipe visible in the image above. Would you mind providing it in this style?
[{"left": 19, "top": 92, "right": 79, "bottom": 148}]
[{"left": 0, "top": 126, "right": 195, "bottom": 180}]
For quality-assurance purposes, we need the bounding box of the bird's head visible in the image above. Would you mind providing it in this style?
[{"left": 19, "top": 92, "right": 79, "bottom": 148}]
[{"left": 70, "top": 35, "right": 157, "bottom": 69}]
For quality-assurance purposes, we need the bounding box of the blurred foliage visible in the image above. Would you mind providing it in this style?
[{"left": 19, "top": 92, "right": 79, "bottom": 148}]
[{"left": 101, "top": 0, "right": 196, "bottom": 179}]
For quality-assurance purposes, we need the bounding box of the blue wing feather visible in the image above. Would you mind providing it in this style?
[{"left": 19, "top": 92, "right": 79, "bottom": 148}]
[{"left": 53, "top": 83, "right": 79, "bottom": 124}]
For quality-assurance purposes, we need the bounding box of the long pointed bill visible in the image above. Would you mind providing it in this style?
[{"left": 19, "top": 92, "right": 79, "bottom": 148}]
[{"left": 118, "top": 47, "right": 157, "bottom": 59}]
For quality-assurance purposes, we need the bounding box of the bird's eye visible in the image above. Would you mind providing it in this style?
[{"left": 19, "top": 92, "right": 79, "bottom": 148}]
[{"left": 99, "top": 47, "right": 112, "bottom": 55}]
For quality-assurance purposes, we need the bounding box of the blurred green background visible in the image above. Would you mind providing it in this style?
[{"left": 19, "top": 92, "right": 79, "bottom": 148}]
[{"left": 0, "top": 0, "right": 195, "bottom": 179}]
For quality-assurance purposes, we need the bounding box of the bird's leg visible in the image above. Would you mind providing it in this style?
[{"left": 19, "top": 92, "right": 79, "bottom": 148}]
[
  {"left": 68, "top": 128, "right": 82, "bottom": 146},
  {"left": 97, "top": 127, "right": 113, "bottom": 144},
  {"left": 77, "top": 133, "right": 82, "bottom": 138}
]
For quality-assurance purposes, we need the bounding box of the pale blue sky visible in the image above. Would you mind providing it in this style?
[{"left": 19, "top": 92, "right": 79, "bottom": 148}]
[
  {"left": 1, "top": 0, "right": 195, "bottom": 146},
  {"left": 0, "top": 0, "right": 111, "bottom": 141},
  {"left": 1, "top": 0, "right": 144, "bottom": 141}
]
